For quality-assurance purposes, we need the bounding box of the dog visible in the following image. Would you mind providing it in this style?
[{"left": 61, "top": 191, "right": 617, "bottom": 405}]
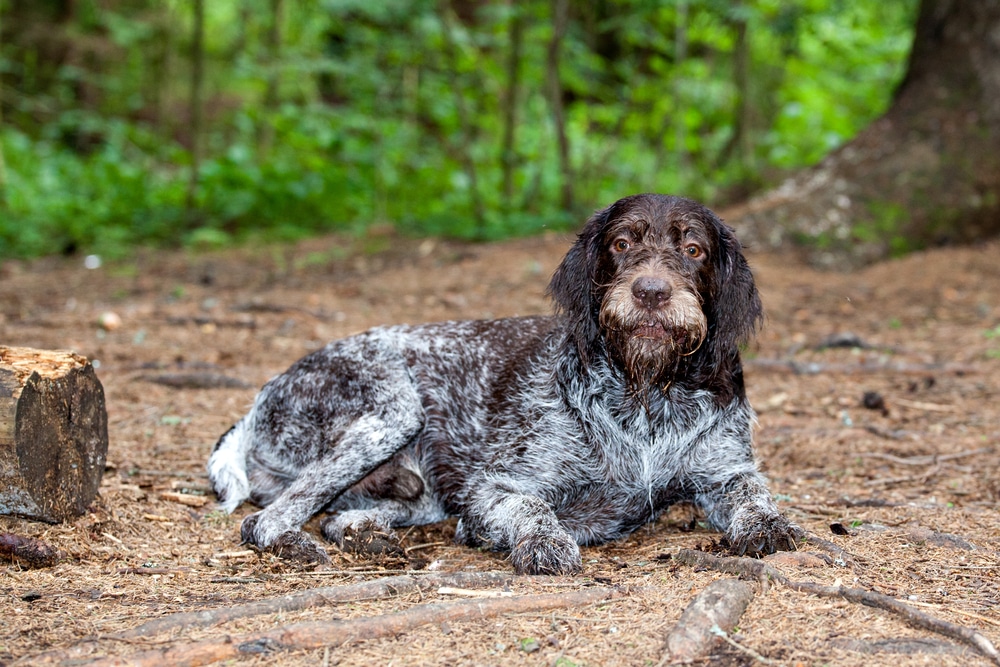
[{"left": 208, "top": 193, "right": 799, "bottom": 574}]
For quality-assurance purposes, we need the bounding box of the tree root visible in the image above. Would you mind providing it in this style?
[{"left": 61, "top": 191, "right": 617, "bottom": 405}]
[
  {"left": 21, "top": 571, "right": 520, "bottom": 665},
  {"left": 675, "top": 549, "right": 1000, "bottom": 665},
  {"left": 663, "top": 578, "right": 755, "bottom": 662},
  {"left": 68, "top": 586, "right": 616, "bottom": 667}
]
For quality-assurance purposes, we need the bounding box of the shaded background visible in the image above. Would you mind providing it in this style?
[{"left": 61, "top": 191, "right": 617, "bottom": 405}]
[{"left": 0, "top": 0, "right": 917, "bottom": 258}]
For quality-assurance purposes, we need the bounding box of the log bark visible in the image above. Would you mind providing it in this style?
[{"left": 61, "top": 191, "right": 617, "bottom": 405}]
[{"left": 0, "top": 346, "right": 108, "bottom": 522}]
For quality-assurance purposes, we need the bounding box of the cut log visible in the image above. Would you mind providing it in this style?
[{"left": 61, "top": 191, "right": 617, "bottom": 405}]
[{"left": 0, "top": 346, "right": 108, "bottom": 522}]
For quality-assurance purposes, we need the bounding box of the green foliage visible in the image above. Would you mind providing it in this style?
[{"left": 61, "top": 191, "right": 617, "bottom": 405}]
[
  {"left": 0, "top": 0, "right": 918, "bottom": 259},
  {"left": 986, "top": 325, "right": 1000, "bottom": 360}
]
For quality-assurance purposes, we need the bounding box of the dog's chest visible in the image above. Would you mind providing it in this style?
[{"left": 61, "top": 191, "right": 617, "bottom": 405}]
[{"left": 588, "top": 404, "right": 701, "bottom": 489}]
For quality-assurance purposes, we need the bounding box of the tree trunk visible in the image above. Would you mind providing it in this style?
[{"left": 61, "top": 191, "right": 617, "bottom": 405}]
[
  {"left": 258, "top": 0, "right": 282, "bottom": 154},
  {"left": 185, "top": 0, "right": 205, "bottom": 222},
  {"left": 0, "top": 347, "right": 108, "bottom": 522},
  {"left": 0, "top": 1, "right": 7, "bottom": 208},
  {"left": 729, "top": 0, "right": 1000, "bottom": 268},
  {"left": 715, "top": 5, "right": 753, "bottom": 175},
  {"left": 673, "top": 0, "right": 688, "bottom": 174},
  {"left": 546, "top": 0, "right": 573, "bottom": 212},
  {"left": 438, "top": 1, "right": 486, "bottom": 235},
  {"left": 500, "top": 2, "right": 524, "bottom": 207}
]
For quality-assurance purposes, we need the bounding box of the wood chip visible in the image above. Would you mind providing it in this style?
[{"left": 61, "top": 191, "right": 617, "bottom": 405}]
[{"left": 159, "top": 491, "right": 210, "bottom": 507}]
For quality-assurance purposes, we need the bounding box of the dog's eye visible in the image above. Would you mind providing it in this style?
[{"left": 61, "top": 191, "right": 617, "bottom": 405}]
[
  {"left": 684, "top": 244, "right": 703, "bottom": 259},
  {"left": 612, "top": 239, "right": 631, "bottom": 253}
]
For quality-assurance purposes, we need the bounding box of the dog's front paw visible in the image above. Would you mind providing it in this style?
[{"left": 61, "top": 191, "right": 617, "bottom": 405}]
[
  {"left": 510, "top": 530, "right": 582, "bottom": 575},
  {"left": 727, "top": 510, "right": 802, "bottom": 557},
  {"left": 267, "top": 530, "right": 331, "bottom": 564},
  {"left": 241, "top": 512, "right": 330, "bottom": 564}
]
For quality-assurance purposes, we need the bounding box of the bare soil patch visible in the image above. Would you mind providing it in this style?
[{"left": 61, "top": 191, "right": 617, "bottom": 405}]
[{"left": 0, "top": 231, "right": 998, "bottom": 666}]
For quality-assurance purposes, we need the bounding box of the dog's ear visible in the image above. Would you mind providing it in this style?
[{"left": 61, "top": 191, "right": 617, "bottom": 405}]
[
  {"left": 709, "top": 222, "right": 763, "bottom": 358},
  {"left": 547, "top": 206, "right": 610, "bottom": 362}
]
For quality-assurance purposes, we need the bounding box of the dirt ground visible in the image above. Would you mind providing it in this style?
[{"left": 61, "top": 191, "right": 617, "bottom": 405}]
[{"left": 0, "top": 226, "right": 998, "bottom": 666}]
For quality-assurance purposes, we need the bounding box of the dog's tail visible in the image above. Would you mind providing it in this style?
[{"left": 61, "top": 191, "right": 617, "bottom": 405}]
[{"left": 207, "top": 420, "right": 252, "bottom": 513}]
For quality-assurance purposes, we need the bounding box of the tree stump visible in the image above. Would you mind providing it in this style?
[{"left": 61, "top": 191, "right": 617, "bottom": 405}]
[{"left": 0, "top": 346, "right": 108, "bottom": 522}]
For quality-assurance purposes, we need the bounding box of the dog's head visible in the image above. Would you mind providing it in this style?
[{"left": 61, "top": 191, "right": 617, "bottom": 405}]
[{"left": 548, "top": 194, "right": 762, "bottom": 399}]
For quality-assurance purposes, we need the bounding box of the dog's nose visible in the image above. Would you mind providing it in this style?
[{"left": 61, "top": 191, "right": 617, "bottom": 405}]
[{"left": 631, "top": 276, "right": 671, "bottom": 309}]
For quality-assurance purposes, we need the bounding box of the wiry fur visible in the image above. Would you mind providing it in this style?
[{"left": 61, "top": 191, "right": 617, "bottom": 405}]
[{"left": 208, "top": 194, "right": 800, "bottom": 573}]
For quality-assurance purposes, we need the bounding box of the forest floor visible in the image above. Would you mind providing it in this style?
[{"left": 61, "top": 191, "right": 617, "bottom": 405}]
[{"left": 0, "top": 226, "right": 998, "bottom": 666}]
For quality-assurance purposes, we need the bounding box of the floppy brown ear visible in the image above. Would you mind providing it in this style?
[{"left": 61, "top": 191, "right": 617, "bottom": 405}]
[
  {"left": 547, "top": 206, "right": 610, "bottom": 362},
  {"left": 709, "top": 222, "right": 763, "bottom": 359}
]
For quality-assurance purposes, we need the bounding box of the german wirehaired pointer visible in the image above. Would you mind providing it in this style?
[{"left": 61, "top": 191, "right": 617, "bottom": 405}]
[{"left": 209, "top": 193, "right": 799, "bottom": 574}]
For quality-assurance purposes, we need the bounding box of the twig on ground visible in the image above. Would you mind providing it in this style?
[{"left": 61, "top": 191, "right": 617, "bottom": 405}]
[
  {"left": 139, "top": 373, "right": 253, "bottom": 390},
  {"left": 864, "top": 464, "right": 941, "bottom": 488},
  {"left": 437, "top": 586, "right": 514, "bottom": 598},
  {"left": 117, "top": 567, "right": 191, "bottom": 576},
  {"left": 674, "top": 549, "right": 1000, "bottom": 666},
  {"left": 404, "top": 541, "right": 446, "bottom": 553},
  {"left": 211, "top": 549, "right": 256, "bottom": 560},
  {"left": 745, "top": 359, "right": 981, "bottom": 376},
  {"left": 68, "top": 587, "right": 616, "bottom": 667},
  {"left": 904, "top": 601, "right": 1000, "bottom": 629},
  {"left": 291, "top": 568, "right": 434, "bottom": 576},
  {"left": 124, "top": 469, "right": 206, "bottom": 479},
  {"left": 159, "top": 491, "right": 209, "bottom": 507},
  {"left": 710, "top": 623, "right": 775, "bottom": 664},
  {"left": 801, "top": 534, "right": 856, "bottom": 568},
  {"left": 858, "top": 447, "right": 993, "bottom": 467},
  {"left": 892, "top": 398, "right": 960, "bottom": 413}
]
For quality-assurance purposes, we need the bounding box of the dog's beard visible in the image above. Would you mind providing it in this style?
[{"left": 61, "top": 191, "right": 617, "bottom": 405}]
[{"left": 599, "top": 287, "right": 707, "bottom": 391}]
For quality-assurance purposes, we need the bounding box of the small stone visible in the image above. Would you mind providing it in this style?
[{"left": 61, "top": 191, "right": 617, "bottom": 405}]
[
  {"left": 519, "top": 638, "right": 541, "bottom": 653},
  {"left": 97, "top": 312, "right": 122, "bottom": 331}
]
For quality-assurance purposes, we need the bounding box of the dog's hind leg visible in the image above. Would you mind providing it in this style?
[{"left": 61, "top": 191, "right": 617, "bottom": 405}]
[
  {"left": 316, "top": 454, "right": 445, "bottom": 559},
  {"left": 239, "top": 383, "right": 424, "bottom": 564}
]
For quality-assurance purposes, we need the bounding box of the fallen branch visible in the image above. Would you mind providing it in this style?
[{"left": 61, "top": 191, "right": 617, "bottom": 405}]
[
  {"left": 121, "top": 570, "right": 514, "bottom": 638},
  {"left": 892, "top": 397, "right": 960, "bottom": 413},
  {"left": 22, "top": 571, "right": 517, "bottom": 665},
  {"left": 73, "top": 587, "right": 615, "bottom": 667},
  {"left": 675, "top": 549, "right": 1000, "bottom": 665},
  {"left": 858, "top": 447, "right": 993, "bottom": 467},
  {"left": 663, "top": 578, "right": 755, "bottom": 663},
  {"left": 139, "top": 373, "right": 252, "bottom": 390},
  {"left": 864, "top": 464, "right": 941, "bottom": 488},
  {"left": 745, "top": 359, "right": 981, "bottom": 376}
]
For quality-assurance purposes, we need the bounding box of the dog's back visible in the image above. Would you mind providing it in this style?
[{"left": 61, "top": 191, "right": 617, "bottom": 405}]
[{"left": 207, "top": 315, "right": 560, "bottom": 515}]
